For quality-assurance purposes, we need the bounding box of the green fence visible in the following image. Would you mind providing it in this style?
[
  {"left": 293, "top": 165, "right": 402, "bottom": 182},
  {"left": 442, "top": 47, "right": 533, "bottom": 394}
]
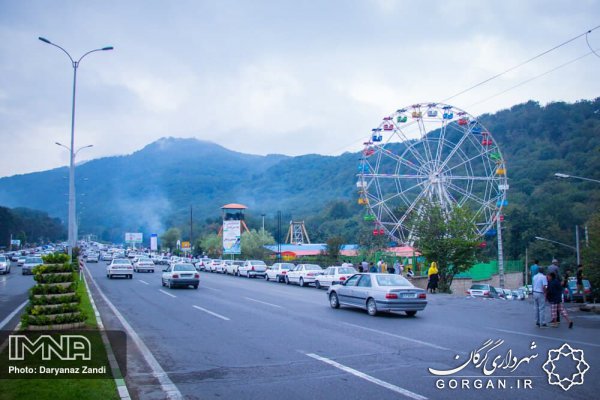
[{"left": 455, "top": 260, "right": 524, "bottom": 281}]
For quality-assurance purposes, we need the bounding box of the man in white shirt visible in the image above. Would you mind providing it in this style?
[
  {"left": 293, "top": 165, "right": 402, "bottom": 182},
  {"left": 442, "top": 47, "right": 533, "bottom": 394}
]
[{"left": 532, "top": 268, "right": 548, "bottom": 328}]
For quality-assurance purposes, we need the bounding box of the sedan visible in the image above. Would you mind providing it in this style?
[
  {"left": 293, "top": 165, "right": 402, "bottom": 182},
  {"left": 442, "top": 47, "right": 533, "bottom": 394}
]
[
  {"left": 17, "top": 256, "right": 27, "bottom": 267},
  {"left": 265, "top": 263, "right": 295, "bottom": 282},
  {"left": 22, "top": 257, "right": 44, "bottom": 275},
  {"left": 0, "top": 255, "right": 11, "bottom": 274},
  {"left": 466, "top": 284, "right": 499, "bottom": 298},
  {"left": 134, "top": 257, "right": 155, "bottom": 273},
  {"left": 328, "top": 273, "right": 427, "bottom": 316},
  {"left": 162, "top": 263, "right": 199, "bottom": 289},
  {"left": 315, "top": 266, "right": 357, "bottom": 289},
  {"left": 107, "top": 258, "right": 133, "bottom": 279},
  {"left": 285, "top": 264, "right": 322, "bottom": 287}
]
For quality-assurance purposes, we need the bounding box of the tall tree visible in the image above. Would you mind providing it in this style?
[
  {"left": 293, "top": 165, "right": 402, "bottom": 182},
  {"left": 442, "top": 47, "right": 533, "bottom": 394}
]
[
  {"left": 409, "top": 201, "right": 480, "bottom": 293},
  {"left": 160, "top": 228, "right": 181, "bottom": 252},
  {"left": 582, "top": 211, "right": 600, "bottom": 301}
]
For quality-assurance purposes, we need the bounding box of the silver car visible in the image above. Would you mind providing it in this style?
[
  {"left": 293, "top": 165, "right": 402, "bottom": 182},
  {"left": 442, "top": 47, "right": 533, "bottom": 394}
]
[
  {"left": 162, "top": 263, "right": 199, "bottom": 289},
  {"left": 0, "top": 255, "right": 11, "bottom": 274},
  {"left": 22, "top": 257, "right": 44, "bottom": 275},
  {"left": 327, "top": 273, "right": 427, "bottom": 316}
]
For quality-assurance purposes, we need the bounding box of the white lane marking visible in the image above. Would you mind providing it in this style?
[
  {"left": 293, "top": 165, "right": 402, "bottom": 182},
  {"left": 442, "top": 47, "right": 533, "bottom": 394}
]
[
  {"left": 342, "top": 322, "right": 454, "bottom": 352},
  {"left": 493, "top": 328, "right": 600, "bottom": 348},
  {"left": 244, "top": 297, "right": 283, "bottom": 309},
  {"left": 138, "top": 280, "right": 149, "bottom": 285},
  {"left": 159, "top": 289, "right": 176, "bottom": 298},
  {"left": 85, "top": 269, "right": 183, "bottom": 400},
  {"left": 192, "top": 305, "right": 230, "bottom": 321},
  {"left": 306, "top": 352, "right": 428, "bottom": 400},
  {"left": 0, "top": 300, "right": 28, "bottom": 330},
  {"left": 203, "top": 286, "right": 222, "bottom": 292}
]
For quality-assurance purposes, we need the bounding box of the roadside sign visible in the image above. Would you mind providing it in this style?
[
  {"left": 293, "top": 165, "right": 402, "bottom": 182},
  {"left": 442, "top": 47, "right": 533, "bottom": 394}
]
[
  {"left": 150, "top": 234, "right": 158, "bottom": 251},
  {"left": 181, "top": 241, "right": 191, "bottom": 250},
  {"left": 10, "top": 240, "right": 21, "bottom": 246},
  {"left": 125, "top": 233, "right": 143, "bottom": 243}
]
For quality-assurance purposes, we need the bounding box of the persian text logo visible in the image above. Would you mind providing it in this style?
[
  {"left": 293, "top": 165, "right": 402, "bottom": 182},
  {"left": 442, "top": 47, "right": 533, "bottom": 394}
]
[
  {"left": 542, "top": 343, "right": 590, "bottom": 391},
  {"left": 9, "top": 334, "right": 92, "bottom": 361}
]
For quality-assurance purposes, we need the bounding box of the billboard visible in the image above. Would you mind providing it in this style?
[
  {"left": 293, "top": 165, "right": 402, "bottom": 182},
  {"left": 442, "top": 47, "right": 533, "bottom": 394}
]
[
  {"left": 10, "top": 240, "right": 21, "bottom": 246},
  {"left": 223, "top": 220, "right": 241, "bottom": 255},
  {"left": 150, "top": 234, "right": 158, "bottom": 251},
  {"left": 181, "top": 241, "right": 191, "bottom": 251},
  {"left": 125, "top": 233, "right": 143, "bottom": 243}
]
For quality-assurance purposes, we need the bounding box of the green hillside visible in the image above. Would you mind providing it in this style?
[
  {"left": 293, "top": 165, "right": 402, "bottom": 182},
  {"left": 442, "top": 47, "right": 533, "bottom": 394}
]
[{"left": 0, "top": 98, "right": 598, "bottom": 265}]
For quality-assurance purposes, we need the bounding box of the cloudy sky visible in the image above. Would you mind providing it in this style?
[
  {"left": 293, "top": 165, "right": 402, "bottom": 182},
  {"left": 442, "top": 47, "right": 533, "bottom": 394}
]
[{"left": 0, "top": 0, "right": 599, "bottom": 177}]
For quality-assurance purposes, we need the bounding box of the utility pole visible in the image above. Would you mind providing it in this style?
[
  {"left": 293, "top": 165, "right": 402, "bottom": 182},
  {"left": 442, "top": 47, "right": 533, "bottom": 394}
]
[
  {"left": 575, "top": 225, "right": 580, "bottom": 265},
  {"left": 190, "top": 205, "right": 193, "bottom": 255},
  {"left": 497, "top": 214, "right": 505, "bottom": 289}
]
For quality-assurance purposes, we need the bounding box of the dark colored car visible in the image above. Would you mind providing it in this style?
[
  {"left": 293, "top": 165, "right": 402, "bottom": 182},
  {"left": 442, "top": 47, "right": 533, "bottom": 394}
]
[{"left": 564, "top": 279, "right": 591, "bottom": 303}]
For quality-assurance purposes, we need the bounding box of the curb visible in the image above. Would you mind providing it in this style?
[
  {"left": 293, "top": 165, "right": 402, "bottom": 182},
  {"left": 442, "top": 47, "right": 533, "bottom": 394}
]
[{"left": 82, "top": 266, "right": 132, "bottom": 400}]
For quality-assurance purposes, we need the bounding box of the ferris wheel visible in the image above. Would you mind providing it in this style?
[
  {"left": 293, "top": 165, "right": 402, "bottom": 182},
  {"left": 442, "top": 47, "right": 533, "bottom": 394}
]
[{"left": 357, "top": 102, "right": 508, "bottom": 245}]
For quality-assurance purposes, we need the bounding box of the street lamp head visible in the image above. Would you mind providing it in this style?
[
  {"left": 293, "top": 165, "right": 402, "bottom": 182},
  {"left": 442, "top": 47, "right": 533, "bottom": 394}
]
[
  {"left": 554, "top": 173, "right": 570, "bottom": 179},
  {"left": 38, "top": 37, "right": 51, "bottom": 44},
  {"left": 102, "top": 46, "right": 114, "bottom": 51}
]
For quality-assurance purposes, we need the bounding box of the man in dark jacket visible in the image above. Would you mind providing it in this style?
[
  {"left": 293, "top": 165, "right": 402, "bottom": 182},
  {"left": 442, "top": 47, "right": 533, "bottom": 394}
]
[{"left": 547, "top": 272, "right": 573, "bottom": 329}]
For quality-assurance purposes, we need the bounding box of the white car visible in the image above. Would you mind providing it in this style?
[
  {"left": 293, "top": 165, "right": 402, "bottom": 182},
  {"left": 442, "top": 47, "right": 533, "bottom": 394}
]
[
  {"left": 17, "top": 256, "right": 27, "bottom": 266},
  {"left": 225, "top": 260, "right": 244, "bottom": 275},
  {"left": 161, "top": 263, "right": 199, "bottom": 289},
  {"left": 215, "top": 260, "right": 228, "bottom": 274},
  {"left": 101, "top": 253, "right": 113, "bottom": 262},
  {"left": 134, "top": 257, "right": 156, "bottom": 273},
  {"left": 0, "top": 255, "right": 11, "bottom": 274},
  {"left": 265, "top": 263, "right": 295, "bottom": 282},
  {"left": 87, "top": 253, "right": 100, "bottom": 263},
  {"left": 239, "top": 260, "right": 267, "bottom": 278},
  {"left": 107, "top": 258, "right": 133, "bottom": 279},
  {"left": 285, "top": 264, "right": 323, "bottom": 287},
  {"left": 207, "top": 259, "right": 224, "bottom": 273},
  {"left": 314, "top": 266, "right": 357, "bottom": 289},
  {"left": 195, "top": 258, "right": 212, "bottom": 271},
  {"left": 22, "top": 256, "right": 44, "bottom": 275}
]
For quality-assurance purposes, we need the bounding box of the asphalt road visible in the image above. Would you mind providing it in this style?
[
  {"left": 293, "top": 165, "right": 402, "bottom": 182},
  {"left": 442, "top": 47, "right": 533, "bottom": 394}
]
[
  {"left": 82, "top": 260, "right": 600, "bottom": 400},
  {"left": 0, "top": 262, "right": 35, "bottom": 330}
]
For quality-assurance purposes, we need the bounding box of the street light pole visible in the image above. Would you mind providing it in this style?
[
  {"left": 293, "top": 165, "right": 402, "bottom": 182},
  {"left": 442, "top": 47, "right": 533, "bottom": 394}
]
[
  {"left": 554, "top": 173, "right": 600, "bottom": 184},
  {"left": 534, "top": 231, "right": 580, "bottom": 265},
  {"left": 40, "top": 37, "right": 113, "bottom": 259}
]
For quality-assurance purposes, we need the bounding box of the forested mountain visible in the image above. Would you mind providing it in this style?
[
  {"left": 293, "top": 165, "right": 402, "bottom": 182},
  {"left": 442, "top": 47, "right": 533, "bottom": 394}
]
[
  {"left": 0, "top": 206, "right": 65, "bottom": 247},
  {"left": 0, "top": 98, "right": 598, "bottom": 265}
]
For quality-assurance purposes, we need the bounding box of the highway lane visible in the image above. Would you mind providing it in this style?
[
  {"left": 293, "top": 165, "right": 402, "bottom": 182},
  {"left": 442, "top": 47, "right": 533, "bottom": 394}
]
[
  {"left": 0, "top": 262, "right": 36, "bottom": 330},
  {"left": 85, "top": 261, "right": 600, "bottom": 400}
]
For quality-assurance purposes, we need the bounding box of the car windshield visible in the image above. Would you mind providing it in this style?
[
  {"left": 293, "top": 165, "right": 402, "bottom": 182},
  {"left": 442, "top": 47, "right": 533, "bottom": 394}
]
[
  {"left": 338, "top": 267, "right": 355, "bottom": 274},
  {"left": 174, "top": 264, "right": 196, "bottom": 271},
  {"left": 304, "top": 265, "right": 321, "bottom": 270},
  {"left": 470, "top": 284, "right": 488, "bottom": 290},
  {"left": 376, "top": 275, "right": 412, "bottom": 287},
  {"left": 26, "top": 257, "right": 43, "bottom": 264}
]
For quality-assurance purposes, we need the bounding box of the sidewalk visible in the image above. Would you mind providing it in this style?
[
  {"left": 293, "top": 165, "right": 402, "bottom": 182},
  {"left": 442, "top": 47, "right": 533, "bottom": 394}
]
[{"left": 579, "top": 303, "right": 600, "bottom": 313}]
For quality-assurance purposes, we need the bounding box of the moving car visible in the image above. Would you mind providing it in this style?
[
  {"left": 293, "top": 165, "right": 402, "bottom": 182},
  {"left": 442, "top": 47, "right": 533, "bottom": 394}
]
[
  {"left": 265, "top": 263, "right": 295, "bottom": 282},
  {"left": 285, "top": 264, "right": 322, "bottom": 286},
  {"left": 315, "top": 266, "right": 357, "bottom": 289},
  {"left": 239, "top": 260, "right": 268, "bottom": 278},
  {"left": 87, "top": 253, "right": 100, "bottom": 263},
  {"left": 134, "top": 257, "right": 156, "bottom": 273},
  {"left": 107, "top": 258, "right": 133, "bottom": 279},
  {"left": 0, "top": 255, "right": 11, "bottom": 274},
  {"left": 466, "top": 284, "right": 499, "bottom": 298},
  {"left": 161, "top": 263, "right": 199, "bottom": 289},
  {"left": 328, "top": 273, "right": 427, "bottom": 316},
  {"left": 17, "top": 256, "right": 27, "bottom": 266},
  {"left": 22, "top": 256, "right": 44, "bottom": 275}
]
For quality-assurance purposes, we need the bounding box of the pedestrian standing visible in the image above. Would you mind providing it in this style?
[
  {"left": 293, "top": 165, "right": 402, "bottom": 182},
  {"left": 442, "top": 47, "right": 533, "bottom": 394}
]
[
  {"left": 369, "top": 262, "right": 377, "bottom": 273},
  {"left": 427, "top": 262, "right": 439, "bottom": 293},
  {"left": 547, "top": 272, "right": 573, "bottom": 328},
  {"left": 381, "top": 260, "right": 388, "bottom": 273},
  {"left": 547, "top": 259, "right": 561, "bottom": 322},
  {"left": 406, "top": 266, "right": 414, "bottom": 278},
  {"left": 530, "top": 260, "right": 540, "bottom": 286},
  {"left": 361, "top": 259, "right": 368, "bottom": 272},
  {"left": 532, "top": 268, "right": 548, "bottom": 328},
  {"left": 576, "top": 265, "right": 587, "bottom": 303},
  {"left": 377, "top": 259, "right": 382, "bottom": 273},
  {"left": 394, "top": 260, "right": 402, "bottom": 275}
]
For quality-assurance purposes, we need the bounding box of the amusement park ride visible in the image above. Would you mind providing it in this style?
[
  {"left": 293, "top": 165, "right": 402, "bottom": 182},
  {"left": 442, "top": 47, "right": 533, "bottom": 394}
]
[{"left": 356, "top": 102, "right": 509, "bottom": 254}]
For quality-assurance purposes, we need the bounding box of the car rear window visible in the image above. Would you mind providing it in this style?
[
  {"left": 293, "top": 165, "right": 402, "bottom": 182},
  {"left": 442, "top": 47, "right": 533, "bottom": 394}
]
[
  {"left": 26, "top": 258, "right": 43, "bottom": 264},
  {"left": 304, "top": 265, "right": 321, "bottom": 270},
  {"left": 470, "top": 284, "right": 487, "bottom": 290},
  {"left": 376, "top": 275, "right": 412, "bottom": 287},
  {"left": 0, "top": 256, "right": 6, "bottom": 262},
  {"left": 339, "top": 267, "right": 355, "bottom": 274},
  {"left": 174, "top": 264, "right": 196, "bottom": 272},
  {"left": 250, "top": 260, "right": 266, "bottom": 266},
  {"left": 113, "top": 259, "right": 131, "bottom": 265}
]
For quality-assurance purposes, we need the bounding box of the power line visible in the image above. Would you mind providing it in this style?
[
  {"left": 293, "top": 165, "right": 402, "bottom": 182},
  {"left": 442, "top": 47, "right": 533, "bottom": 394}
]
[
  {"left": 586, "top": 31, "right": 600, "bottom": 58},
  {"left": 441, "top": 24, "right": 600, "bottom": 103},
  {"left": 468, "top": 48, "right": 599, "bottom": 109}
]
